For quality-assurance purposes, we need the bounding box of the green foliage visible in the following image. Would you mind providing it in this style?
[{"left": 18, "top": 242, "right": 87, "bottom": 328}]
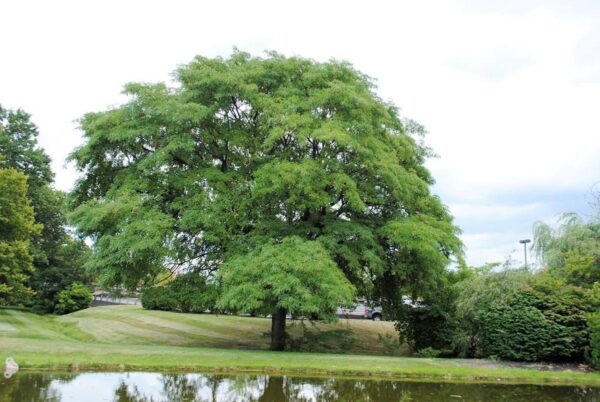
[
  {"left": 68, "top": 52, "right": 462, "bottom": 349},
  {"left": 71, "top": 193, "right": 174, "bottom": 289},
  {"left": 564, "top": 252, "right": 600, "bottom": 287},
  {"left": 0, "top": 105, "right": 60, "bottom": 265},
  {"left": 588, "top": 312, "right": 600, "bottom": 368},
  {"left": 0, "top": 168, "right": 40, "bottom": 306},
  {"left": 0, "top": 106, "right": 53, "bottom": 190},
  {"left": 451, "top": 264, "right": 530, "bottom": 357},
  {"left": 533, "top": 213, "right": 600, "bottom": 287},
  {"left": 141, "top": 287, "right": 175, "bottom": 311},
  {"left": 403, "top": 304, "right": 456, "bottom": 355},
  {"left": 1, "top": 104, "right": 92, "bottom": 312},
  {"left": 30, "top": 238, "right": 92, "bottom": 313},
  {"left": 414, "top": 347, "right": 442, "bottom": 358},
  {"left": 477, "top": 292, "right": 560, "bottom": 362},
  {"left": 455, "top": 265, "right": 529, "bottom": 325},
  {"left": 519, "top": 211, "right": 600, "bottom": 363},
  {"left": 141, "top": 273, "right": 218, "bottom": 313},
  {"left": 218, "top": 236, "right": 354, "bottom": 319},
  {"left": 54, "top": 282, "right": 92, "bottom": 314},
  {"left": 69, "top": 51, "right": 461, "bottom": 300},
  {"left": 452, "top": 265, "right": 530, "bottom": 357},
  {"left": 169, "top": 273, "right": 218, "bottom": 313},
  {"left": 459, "top": 272, "right": 596, "bottom": 362},
  {"left": 393, "top": 267, "right": 470, "bottom": 356}
]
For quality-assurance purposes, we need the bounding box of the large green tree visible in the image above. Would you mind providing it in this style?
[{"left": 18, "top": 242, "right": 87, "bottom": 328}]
[
  {"left": 0, "top": 168, "right": 40, "bottom": 305},
  {"left": 69, "top": 51, "right": 462, "bottom": 349},
  {"left": 0, "top": 105, "right": 91, "bottom": 312}
]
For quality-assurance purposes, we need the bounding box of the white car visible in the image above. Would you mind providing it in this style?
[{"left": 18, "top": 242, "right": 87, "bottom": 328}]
[
  {"left": 337, "top": 302, "right": 383, "bottom": 320},
  {"left": 337, "top": 297, "right": 422, "bottom": 321}
]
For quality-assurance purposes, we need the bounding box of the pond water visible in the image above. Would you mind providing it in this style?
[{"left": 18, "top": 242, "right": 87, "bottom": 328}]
[{"left": 1, "top": 372, "right": 599, "bottom": 401}]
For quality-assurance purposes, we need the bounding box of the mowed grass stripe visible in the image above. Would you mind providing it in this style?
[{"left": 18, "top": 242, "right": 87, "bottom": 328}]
[
  {"left": 62, "top": 309, "right": 266, "bottom": 347},
  {"left": 4, "top": 309, "right": 72, "bottom": 340},
  {"left": 90, "top": 306, "right": 271, "bottom": 335},
  {"left": 93, "top": 315, "right": 237, "bottom": 347},
  {"left": 94, "top": 311, "right": 246, "bottom": 341},
  {"left": 0, "top": 310, "right": 24, "bottom": 333},
  {"left": 70, "top": 314, "right": 211, "bottom": 346}
]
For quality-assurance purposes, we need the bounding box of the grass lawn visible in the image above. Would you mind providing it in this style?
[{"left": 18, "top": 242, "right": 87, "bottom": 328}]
[{"left": 1, "top": 305, "right": 600, "bottom": 385}]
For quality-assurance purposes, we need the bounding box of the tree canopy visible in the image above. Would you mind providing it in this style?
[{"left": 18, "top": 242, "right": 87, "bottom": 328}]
[
  {"left": 0, "top": 105, "right": 91, "bottom": 312},
  {"left": 0, "top": 106, "right": 59, "bottom": 264},
  {"left": 533, "top": 212, "right": 600, "bottom": 288},
  {"left": 0, "top": 168, "right": 40, "bottom": 305},
  {"left": 69, "top": 51, "right": 462, "bottom": 349}
]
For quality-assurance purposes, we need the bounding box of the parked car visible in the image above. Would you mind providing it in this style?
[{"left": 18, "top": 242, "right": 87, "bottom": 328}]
[
  {"left": 366, "top": 306, "right": 383, "bottom": 321},
  {"left": 337, "top": 300, "right": 385, "bottom": 321},
  {"left": 338, "top": 296, "right": 422, "bottom": 321}
]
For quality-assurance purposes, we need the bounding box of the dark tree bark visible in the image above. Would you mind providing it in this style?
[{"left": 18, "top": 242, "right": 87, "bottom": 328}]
[{"left": 270, "top": 307, "right": 287, "bottom": 351}]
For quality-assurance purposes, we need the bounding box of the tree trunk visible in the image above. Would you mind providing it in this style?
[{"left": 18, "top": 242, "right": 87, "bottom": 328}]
[{"left": 270, "top": 307, "right": 287, "bottom": 351}]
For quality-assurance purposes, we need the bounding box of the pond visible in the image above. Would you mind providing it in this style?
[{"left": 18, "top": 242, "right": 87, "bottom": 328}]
[{"left": 1, "top": 372, "right": 599, "bottom": 401}]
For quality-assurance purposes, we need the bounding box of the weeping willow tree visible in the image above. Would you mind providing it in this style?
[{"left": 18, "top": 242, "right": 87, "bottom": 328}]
[
  {"left": 533, "top": 212, "right": 600, "bottom": 287},
  {"left": 69, "top": 51, "right": 462, "bottom": 350}
]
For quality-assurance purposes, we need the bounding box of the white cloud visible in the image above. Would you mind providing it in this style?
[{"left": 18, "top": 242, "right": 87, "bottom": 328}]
[
  {"left": 460, "top": 231, "right": 523, "bottom": 266},
  {"left": 449, "top": 202, "right": 544, "bottom": 222}
]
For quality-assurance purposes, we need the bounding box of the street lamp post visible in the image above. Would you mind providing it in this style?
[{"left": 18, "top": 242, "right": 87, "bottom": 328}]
[{"left": 519, "top": 239, "right": 531, "bottom": 269}]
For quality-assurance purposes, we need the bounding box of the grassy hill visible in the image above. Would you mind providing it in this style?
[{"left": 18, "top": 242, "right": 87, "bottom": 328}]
[
  {"left": 0, "top": 305, "right": 399, "bottom": 354},
  {"left": 2, "top": 306, "right": 600, "bottom": 384}
]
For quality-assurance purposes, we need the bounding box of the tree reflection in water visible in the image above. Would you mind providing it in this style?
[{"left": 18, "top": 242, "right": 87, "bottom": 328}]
[{"left": 1, "top": 372, "right": 599, "bottom": 402}]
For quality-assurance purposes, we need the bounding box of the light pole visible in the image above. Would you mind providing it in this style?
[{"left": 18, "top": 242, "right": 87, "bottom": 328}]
[{"left": 519, "top": 239, "right": 531, "bottom": 269}]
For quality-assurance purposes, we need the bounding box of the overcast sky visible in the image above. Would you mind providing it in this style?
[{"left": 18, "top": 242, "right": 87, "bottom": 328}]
[{"left": 2, "top": 0, "right": 599, "bottom": 266}]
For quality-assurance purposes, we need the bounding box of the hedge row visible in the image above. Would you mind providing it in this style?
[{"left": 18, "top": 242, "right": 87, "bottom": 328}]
[{"left": 141, "top": 273, "right": 218, "bottom": 313}]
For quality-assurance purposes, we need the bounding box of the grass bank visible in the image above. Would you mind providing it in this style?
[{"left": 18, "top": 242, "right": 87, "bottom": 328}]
[
  {"left": 0, "top": 305, "right": 398, "bottom": 354},
  {"left": 1, "top": 306, "right": 599, "bottom": 385}
]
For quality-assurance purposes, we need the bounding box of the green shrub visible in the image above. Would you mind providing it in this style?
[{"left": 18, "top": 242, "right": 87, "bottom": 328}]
[
  {"left": 414, "top": 347, "right": 442, "bottom": 358},
  {"left": 54, "top": 283, "right": 92, "bottom": 314},
  {"left": 30, "top": 238, "right": 92, "bottom": 314},
  {"left": 403, "top": 303, "right": 456, "bottom": 355},
  {"left": 477, "top": 280, "right": 593, "bottom": 362},
  {"left": 141, "top": 273, "right": 218, "bottom": 313},
  {"left": 450, "top": 266, "right": 596, "bottom": 363},
  {"left": 478, "top": 292, "right": 558, "bottom": 361},
  {"left": 395, "top": 267, "right": 471, "bottom": 356},
  {"left": 589, "top": 312, "right": 600, "bottom": 368},
  {"left": 169, "top": 273, "right": 219, "bottom": 313},
  {"left": 453, "top": 265, "right": 529, "bottom": 357},
  {"left": 141, "top": 286, "right": 176, "bottom": 311}
]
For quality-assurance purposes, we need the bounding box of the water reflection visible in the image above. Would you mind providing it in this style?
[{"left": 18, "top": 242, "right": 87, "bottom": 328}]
[{"left": 0, "top": 372, "right": 599, "bottom": 402}]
